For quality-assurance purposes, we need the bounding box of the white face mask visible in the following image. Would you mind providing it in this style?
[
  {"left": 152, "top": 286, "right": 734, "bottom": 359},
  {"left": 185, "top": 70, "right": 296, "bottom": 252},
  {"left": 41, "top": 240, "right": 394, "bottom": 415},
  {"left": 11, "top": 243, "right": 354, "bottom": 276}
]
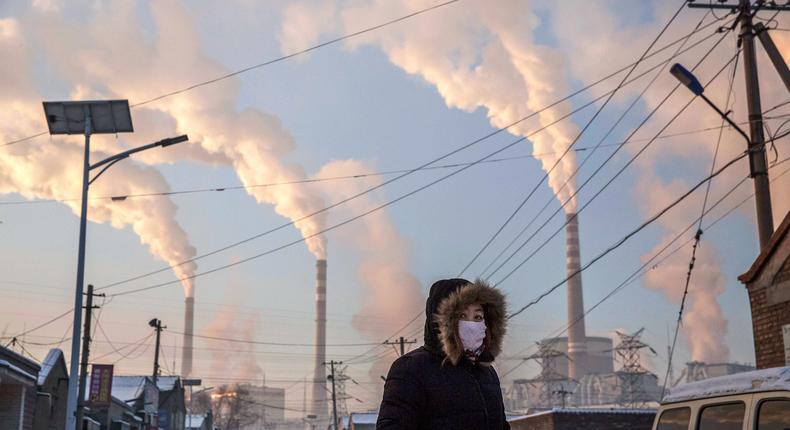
[{"left": 458, "top": 320, "right": 486, "bottom": 351}]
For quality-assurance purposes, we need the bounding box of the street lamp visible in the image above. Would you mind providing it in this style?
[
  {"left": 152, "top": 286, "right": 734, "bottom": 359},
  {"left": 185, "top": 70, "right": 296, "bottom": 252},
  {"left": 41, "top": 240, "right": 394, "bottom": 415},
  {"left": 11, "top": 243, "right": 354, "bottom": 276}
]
[
  {"left": 669, "top": 63, "right": 774, "bottom": 248},
  {"left": 42, "top": 100, "right": 188, "bottom": 430}
]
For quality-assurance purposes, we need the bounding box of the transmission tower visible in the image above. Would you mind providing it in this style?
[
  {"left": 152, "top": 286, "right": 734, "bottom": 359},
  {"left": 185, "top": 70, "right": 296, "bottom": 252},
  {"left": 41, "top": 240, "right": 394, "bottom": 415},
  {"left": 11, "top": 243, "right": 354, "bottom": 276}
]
[
  {"left": 612, "top": 328, "right": 656, "bottom": 408},
  {"left": 524, "top": 341, "right": 572, "bottom": 408},
  {"left": 334, "top": 364, "right": 350, "bottom": 419}
]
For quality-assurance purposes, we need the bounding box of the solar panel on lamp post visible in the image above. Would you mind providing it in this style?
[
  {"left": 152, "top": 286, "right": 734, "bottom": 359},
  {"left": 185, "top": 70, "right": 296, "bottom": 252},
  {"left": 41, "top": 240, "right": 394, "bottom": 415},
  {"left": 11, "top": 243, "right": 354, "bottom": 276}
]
[{"left": 42, "top": 100, "right": 187, "bottom": 430}]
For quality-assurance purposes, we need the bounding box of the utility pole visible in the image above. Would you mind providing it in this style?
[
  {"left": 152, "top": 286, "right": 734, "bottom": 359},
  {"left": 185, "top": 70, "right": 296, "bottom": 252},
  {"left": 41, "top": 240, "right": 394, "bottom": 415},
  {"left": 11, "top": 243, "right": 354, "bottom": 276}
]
[
  {"left": 685, "top": 0, "right": 790, "bottom": 249},
  {"left": 75, "top": 285, "right": 103, "bottom": 428},
  {"left": 739, "top": 0, "right": 774, "bottom": 249},
  {"left": 325, "top": 360, "right": 342, "bottom": 430},
  {"left": 384, "top": 337, "right": 417, "bottom": 356},
  {"left": 149, "top": 318, "right": 166, "bottom": 386}
]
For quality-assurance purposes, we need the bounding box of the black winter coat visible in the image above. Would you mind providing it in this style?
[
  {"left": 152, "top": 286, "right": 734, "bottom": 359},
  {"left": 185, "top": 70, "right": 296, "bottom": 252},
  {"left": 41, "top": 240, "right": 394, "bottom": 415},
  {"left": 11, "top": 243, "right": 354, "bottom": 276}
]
[{"left": 377, "top": 279, "right": 510, "bottom": 430}]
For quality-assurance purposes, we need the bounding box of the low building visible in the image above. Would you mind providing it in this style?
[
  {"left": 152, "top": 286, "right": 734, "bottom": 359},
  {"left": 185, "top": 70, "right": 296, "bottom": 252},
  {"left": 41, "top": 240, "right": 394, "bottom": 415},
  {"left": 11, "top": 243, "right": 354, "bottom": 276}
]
[
  {"left": 507, "top": 408, "right": 656, "bottom": 430},
  {"left": 739, "top": 210, "right": 790, "bottom": 369},
  {"left": 0, "top": 345, "right": 40, "bottom": 430},
  {"left": 185, "top": 412, "right": 212, "bottom": 430},
  {"left": 86, "top": 375, "right": 158, "bottom": 429},
  {"left": 33, "top": 349, "right": 69, "bottom": 430},
  {"left": 157, "top": 376, "right": 186, "bottom": 430},
  {"left": 345, "top": 412, "right": 379, "bottom": 430}
]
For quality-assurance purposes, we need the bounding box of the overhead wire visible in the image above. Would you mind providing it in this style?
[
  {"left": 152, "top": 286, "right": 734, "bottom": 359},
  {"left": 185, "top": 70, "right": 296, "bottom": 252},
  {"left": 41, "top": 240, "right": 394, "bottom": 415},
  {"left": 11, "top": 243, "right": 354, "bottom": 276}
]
[
  {"left": 94, "top": 19, "right": 727, "bottom": 293},
  {"left": 0, "top": 0, "right": 463, "bottom": 148},
  {"left": 661, "top": 31, "right": 740, "bottom": 399},
  {"left": 457, "top": 0, "right": 694, "bottom": 277},
  {"left": 472, "top": 8, "right": 724, "bottom": 279},
  {"left": 101, "top": 27, "right": 731, "bottom": 298},
  {"left": 488, "top": 25, "right": 736, "bottom": 287},
  {"left": 500, "top": 160, "right": 790, "bottom": 379},
  {"left": 169, "top": 330, "right": 383, "bottom": 347},
  {"left": 0, "top": 126, "right": 746, "bottom": 208}
]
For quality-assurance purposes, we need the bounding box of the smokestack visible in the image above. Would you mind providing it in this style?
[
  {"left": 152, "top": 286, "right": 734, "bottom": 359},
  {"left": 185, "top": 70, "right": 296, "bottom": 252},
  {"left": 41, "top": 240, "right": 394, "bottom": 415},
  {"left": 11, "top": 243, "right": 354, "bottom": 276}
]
[
  {"left": 566, "top": 213, "right": 588, "bottom": 381},
  {"left": 311, "top": 259, "right": 328, "bottom": 419},
  {"left": 182, "top": 296, "right": 194, "bottom": 377}
]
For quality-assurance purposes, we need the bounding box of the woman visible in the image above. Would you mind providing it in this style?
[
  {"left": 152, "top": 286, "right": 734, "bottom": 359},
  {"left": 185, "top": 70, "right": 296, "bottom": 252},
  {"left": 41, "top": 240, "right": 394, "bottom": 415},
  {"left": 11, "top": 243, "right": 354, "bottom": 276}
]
[{"left": 377, "top": 278, "right": 509, "bottom": 429}]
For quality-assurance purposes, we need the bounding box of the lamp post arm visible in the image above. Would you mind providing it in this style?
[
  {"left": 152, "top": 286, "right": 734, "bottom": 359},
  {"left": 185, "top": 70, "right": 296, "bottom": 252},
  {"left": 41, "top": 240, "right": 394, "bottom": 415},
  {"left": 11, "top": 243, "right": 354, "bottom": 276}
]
[
  {"left": 699, "top": 94, "right": 752, "bottom": 145},
  {"left": 87, "top": 134, "right": 188, "bottom": 182}
]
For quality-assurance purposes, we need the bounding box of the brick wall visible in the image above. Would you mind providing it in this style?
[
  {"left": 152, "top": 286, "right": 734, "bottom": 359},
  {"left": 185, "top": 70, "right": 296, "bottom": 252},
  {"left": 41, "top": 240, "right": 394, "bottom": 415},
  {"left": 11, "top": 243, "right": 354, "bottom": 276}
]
[
  {"left": 508, "top": 410, "right": 655, "bottom": 430},
  {"left": 746, "top": 248, "right": 790, "bottom": 369},
  {"left": 748, "top": 284, "right": 790, "bottom": 369}
]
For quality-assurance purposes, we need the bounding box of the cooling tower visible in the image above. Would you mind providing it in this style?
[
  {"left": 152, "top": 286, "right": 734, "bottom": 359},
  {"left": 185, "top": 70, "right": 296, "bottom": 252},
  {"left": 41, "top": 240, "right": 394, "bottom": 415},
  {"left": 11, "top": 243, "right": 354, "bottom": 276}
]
[
  {"left": 182, "top": 296, "right": 194, "bottom": 377},
  {"left": 311, "top": 259, "right": 328, "bottom": 419},
  {"left": 566, "top": 213, "right": 588, "bottom": 381}
]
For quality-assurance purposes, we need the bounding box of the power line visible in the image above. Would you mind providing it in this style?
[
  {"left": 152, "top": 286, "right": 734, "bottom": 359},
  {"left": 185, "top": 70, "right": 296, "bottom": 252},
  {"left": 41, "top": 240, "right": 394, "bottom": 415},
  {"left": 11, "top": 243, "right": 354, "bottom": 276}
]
[
  {"left": 661, "top": 32, "right": 740, "bottom": 399},
  {"left": 84, "top": 20, "right": 723, "bottom": 292},
  {"left": 0, "top": 0, "right": 463, "bottom": 148},
  {"left": 501, "top": 161, "right": 790, "bottom": 378},
  {"left": 506, "top": 127, "right": 766, "bottom": 320},
  {"left": 98, "top": 26, "right": 726, "bottom": 296},
  {"left": 488, "top": 27, "right": 735, "bottom": 285},
  {"left": 459, "top": 3, "right": 715, "bottom": 277},
  {"left": 0, "top": 127, "right": 740, "bottom": 207},
  {"left": 169, "top": 330, "right": 382, "bottom": 347}
]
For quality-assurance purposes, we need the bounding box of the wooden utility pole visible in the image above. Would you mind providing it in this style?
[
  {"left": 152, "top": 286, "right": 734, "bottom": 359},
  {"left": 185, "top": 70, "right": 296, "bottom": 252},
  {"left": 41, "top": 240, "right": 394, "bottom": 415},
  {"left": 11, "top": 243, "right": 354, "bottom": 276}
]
[
  {"left": 75, "top": 284, "right": 103, "bottom": 429},
  {"left": 384, "top": 337, "right": 417, "bottom": 356},
  {"left": 325, "top": 360, "right": 342, "bottom": 430},
  {"left": 687, "top": 0, "right": 790, "bottom": 249},
  {"left": 149, "top": 318, "right": 166, "bottom": 386}
]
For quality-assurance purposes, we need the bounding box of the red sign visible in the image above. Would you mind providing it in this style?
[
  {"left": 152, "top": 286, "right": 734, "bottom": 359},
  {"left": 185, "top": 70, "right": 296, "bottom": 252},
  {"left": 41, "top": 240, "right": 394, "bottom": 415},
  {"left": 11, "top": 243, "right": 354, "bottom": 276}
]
[{"left": 88, "top": 364, "right": 114, "bottom": 406}]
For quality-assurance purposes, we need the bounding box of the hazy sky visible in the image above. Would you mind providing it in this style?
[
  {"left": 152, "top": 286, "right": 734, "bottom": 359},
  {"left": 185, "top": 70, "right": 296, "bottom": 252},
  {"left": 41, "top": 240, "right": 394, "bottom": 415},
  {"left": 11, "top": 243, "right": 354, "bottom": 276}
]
[{"left": 1, "top": 0, "right": 789, "bottom": 413}]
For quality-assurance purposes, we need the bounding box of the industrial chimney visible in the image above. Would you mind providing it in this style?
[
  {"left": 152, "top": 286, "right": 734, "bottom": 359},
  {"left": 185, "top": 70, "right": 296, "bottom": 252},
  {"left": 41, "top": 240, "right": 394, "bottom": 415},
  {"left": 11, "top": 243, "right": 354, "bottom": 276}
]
[
  {"left": 182, "top": 296, "right": 194, "bottom": 377},
  {"left": 566, "top": 213, "right": 588, "bottom": 381},
  {"left": 311, "top": 259, "right": 328, "bottom": 419}
]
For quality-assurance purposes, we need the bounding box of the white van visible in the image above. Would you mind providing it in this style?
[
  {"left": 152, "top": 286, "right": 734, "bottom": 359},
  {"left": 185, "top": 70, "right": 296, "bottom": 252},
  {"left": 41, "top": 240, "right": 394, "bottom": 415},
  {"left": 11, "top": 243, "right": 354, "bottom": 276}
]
[{"left": 652, "top": 366, "right": 790, "bottom": 430}]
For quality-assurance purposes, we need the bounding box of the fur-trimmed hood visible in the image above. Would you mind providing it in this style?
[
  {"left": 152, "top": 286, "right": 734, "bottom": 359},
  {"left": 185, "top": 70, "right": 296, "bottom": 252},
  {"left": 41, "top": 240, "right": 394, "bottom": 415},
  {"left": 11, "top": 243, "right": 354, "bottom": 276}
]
[{"left": 424, "top": 279, "right": 507, "bottom": 366}]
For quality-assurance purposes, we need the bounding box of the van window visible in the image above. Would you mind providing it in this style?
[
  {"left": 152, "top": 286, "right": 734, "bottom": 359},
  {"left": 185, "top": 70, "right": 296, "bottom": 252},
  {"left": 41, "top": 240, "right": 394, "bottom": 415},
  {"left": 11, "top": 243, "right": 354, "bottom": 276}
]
[
  {"left": 656, "top": 407, "right": 690, "bottom": 430},
  {"left": 757, "top": 399, "right": 790, "bottom": 430},
  {"left": 698, "top": 402, "right": 745, "bottom": 430}
]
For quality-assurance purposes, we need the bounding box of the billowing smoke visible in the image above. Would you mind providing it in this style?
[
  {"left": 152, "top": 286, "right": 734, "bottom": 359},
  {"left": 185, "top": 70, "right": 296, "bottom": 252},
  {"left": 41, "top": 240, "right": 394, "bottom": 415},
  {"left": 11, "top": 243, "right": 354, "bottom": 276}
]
[
  {"left": 315, "top": 160, "right": 424, "bottom": 390},
  {"left": 0, "top": 13, "right": 198, "bottom": 295},
  {"left": 202, "top": 302, "right": 264, "bottom": 381},
  {"left": 280, "top": 0, "right": 581, "bottom": 212},
  {"left": 0, "top": 0, "right": 329, "bottom": 301},
  {"left": 281, "top": 1, "right": 790, "bottom": 364}
]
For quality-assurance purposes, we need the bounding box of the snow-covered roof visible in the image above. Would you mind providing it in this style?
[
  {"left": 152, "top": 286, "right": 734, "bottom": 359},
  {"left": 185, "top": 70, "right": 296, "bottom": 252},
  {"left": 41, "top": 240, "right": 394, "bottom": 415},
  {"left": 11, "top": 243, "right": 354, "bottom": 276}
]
[
  {"left": 0, "top": 359, "right": 38, "bottom": 382},
  {"left": 112, "top": 376, "right": 148, "bottom": 402},
  {"left": 156, "top": 376, "right": 179, "bottom": 391},
  {"left": 664, "top": 366, "right": 790, "bottom": 403},
  {"left": 186, "top": 414, "right": 205, "bottom": 428},
  {"left": 518, "top": 407, "right": 656, "bottom": 419},
  {"left": 38, "top": 349, "right": 65, "bottom": 386}
]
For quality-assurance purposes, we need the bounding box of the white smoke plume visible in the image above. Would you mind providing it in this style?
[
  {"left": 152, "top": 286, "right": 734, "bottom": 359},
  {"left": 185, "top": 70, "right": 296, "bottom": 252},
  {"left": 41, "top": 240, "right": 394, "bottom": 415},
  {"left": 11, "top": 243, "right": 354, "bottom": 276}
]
[
  {"left": 315, "top": 159, "right": 424, "bottom": 394},
  {"left": 281, "top": 1, "right": 790, "bottom": 364},
  {"left": 1, "top": 0, "right": 329, "bottom": 300},
  {"left": 280, "top": 0, "right": 581, "bottom": 212},
  {"left": 201, "top": 302, "right": 264, "bottom": 381},
  {"left": 549, "top": 4, "right": 789, "bottom": 362}
]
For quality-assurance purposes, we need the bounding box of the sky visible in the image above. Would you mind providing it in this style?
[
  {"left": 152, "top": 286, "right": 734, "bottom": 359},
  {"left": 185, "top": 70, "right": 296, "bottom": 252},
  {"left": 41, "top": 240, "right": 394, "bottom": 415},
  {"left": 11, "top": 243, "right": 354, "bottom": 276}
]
[{"left": 1, "top": 0, "right": 789, "bottom": 414}]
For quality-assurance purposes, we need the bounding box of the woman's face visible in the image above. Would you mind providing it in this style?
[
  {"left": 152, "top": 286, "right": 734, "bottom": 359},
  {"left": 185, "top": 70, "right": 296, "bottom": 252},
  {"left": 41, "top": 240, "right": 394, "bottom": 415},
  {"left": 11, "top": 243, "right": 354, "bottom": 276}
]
[{"left": 460, "top": 303, "right": 485, "bottom": 322}]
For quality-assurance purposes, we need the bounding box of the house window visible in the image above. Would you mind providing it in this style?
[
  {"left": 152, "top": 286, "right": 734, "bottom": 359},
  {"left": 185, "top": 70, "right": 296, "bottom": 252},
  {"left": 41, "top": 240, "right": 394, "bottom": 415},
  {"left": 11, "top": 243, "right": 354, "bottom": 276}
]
[
  {"left": 656, "top": 407, "right": 690, "bottom": 430},
  {"left": 697, "top": 402, "right": 745, "bottom": 430}
]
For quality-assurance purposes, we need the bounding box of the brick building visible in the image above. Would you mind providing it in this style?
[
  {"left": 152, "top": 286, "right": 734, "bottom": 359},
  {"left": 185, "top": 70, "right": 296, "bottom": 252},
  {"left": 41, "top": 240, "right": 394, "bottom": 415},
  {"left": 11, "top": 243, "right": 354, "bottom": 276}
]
[
  {"left": 739, "top": 210, "right": 790, "bottom": 369},
  {"left": 507, "top": 408, "right": 656, "bottom": 430}
]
